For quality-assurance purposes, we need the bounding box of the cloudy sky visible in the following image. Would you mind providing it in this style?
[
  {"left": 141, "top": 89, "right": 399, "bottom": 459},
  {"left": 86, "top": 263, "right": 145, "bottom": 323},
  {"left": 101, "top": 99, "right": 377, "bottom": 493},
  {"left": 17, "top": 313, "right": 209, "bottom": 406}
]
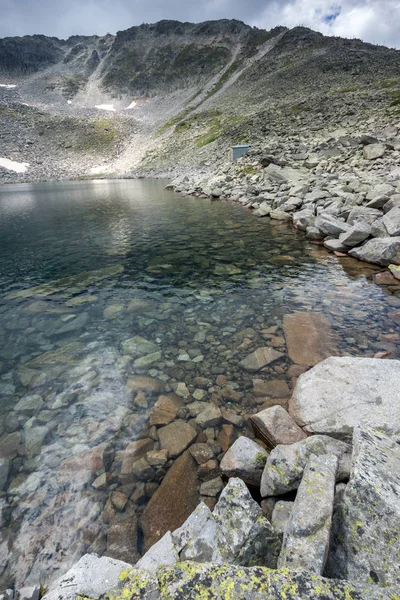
[{"left": 1, "top": 0, "right": 399, "bottom": 48}]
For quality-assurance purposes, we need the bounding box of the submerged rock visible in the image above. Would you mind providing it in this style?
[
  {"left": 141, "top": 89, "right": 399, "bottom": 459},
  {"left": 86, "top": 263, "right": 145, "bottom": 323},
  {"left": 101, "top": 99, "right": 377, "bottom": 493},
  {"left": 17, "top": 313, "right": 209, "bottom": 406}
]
[
  {"left": 290, "top": 357, "right": 400, "bottom": 439},
  {"left": 239, "top": 347, "right": 284, "bottom": 372},
  {"left": 283, "top": 312, "right": 339, "bottom": 367},
  {"left": 279, "top": 453, "right": 338, "bottom": 575},
  {"left": 5, "top": 265, "right": 124, "bottom": 300}
]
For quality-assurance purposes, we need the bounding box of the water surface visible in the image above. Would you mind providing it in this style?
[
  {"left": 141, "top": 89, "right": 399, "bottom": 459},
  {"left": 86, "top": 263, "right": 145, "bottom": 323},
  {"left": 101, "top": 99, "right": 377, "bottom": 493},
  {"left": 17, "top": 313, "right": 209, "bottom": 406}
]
[{"left": 0, "top": 179, "right": 399, "bottom": 587}]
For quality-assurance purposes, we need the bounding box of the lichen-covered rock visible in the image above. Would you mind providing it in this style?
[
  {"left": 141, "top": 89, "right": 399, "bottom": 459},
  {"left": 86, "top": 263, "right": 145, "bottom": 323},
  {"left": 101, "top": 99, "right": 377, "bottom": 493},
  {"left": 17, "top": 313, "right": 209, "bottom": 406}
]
[
  {"left": 325, "top": 427, "right": 400, "bottom": 586},
  {"left": 271, "top": 501, "right": 294, "bottom": 538},
  {"left": 213, "top": 478, "right": 281, "bottom": 568},
  {"left": 278, "top": 454, "right": 338, "bottom": 574},
  {"left": 260, "top": 435, "right": 351, "bottom": 497},
  {"left": 349, "top": 237, "right": 400, "bottom": 265},
  {"left": 106, "top": 562, "right": 399, "bottom": 599},
  {"left": 250, "top": 406, "right": 307, "bottom": 450},
  {"left": 219, "top": 436, "right": 268, "bottom": 486},
  {"left": 135, "top": 532, "right": 178, "bottom": 571},
  {"left": 290, "top": 357, "right": 400, "bottom": 439}
]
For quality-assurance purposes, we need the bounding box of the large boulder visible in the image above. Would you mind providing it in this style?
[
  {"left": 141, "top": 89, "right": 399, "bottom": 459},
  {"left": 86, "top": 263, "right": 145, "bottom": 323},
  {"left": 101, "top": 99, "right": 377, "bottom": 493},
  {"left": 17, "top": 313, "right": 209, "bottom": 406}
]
[
  {"left": 107, "top": 562, "right": 398, "bottom": 599},
  {"left": 347, "top": 206, "right": 382, "bottom": 225},
  {"left": 260, "top": 435, "right": 351, "bottom": 497},
  {"left": 348, "top": 237, "right": 400, "bottom": 265},
  {"left": 314, "top": 215, "right": 348, "bottom": 236},
  {"left": 382, "top": 206, "right": 400, "bottom": 236},
  {"left": 278, "top": 454, "right": 338, "bottom": 575},
  {"left": 363, "top": 143, "right": 385, "bottom": 160},
  {"left": 339, "top": 222, "right": 371, "bottom": 247},
  {"left": 290, "top": 357, "right": 400, "bottom": 439},
  {"left": 283, "top": 312, "right": 339, "bottom": 367},
  {"left": 326, "top": 427, "right": 400, "bottom": 586},
  {"left": 220, "top": 436, "right": 268, "bottom": 487},
  {"left": 141, "top": 450, "right": 199, "bottom": 551}
]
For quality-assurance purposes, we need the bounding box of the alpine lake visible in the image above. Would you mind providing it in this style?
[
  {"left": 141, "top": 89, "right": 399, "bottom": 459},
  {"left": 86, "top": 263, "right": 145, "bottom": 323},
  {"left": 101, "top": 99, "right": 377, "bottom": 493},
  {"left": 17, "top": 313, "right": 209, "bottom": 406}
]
[{"left": 0, "top": 178, "right": 399, "bottom": 588}]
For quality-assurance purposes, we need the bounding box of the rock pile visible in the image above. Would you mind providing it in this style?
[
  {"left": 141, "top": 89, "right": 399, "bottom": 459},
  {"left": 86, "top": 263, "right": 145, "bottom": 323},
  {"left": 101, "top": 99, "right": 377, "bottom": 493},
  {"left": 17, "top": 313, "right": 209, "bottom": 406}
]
[
  {"left": 170, "top": 123, "right": 400, "bottom": 275},
  {"left": 41, "top": 358, "right": 400, "bottom": 599}
]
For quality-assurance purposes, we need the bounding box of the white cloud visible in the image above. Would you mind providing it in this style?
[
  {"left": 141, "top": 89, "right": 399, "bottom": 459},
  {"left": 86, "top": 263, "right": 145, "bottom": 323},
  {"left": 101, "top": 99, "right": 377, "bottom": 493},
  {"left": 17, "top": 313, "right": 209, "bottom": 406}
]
[{"left": 253, "top": 0, "right": 400, "bottom": 48}]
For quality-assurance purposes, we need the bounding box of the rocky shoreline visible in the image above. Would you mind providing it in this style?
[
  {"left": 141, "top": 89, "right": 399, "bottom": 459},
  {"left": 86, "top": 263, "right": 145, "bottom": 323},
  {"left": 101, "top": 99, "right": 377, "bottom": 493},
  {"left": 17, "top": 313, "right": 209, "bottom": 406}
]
[
  {"left": 40, "top": 356, "right": 400, "bottom": 599},
  {"left": 168, "top": 125, "right": 400, "bottom": 276}
]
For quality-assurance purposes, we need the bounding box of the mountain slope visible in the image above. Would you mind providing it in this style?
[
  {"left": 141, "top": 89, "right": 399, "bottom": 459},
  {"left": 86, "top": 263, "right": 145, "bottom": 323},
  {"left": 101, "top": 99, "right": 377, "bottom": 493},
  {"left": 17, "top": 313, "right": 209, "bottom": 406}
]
[{"left": 0, "top": 20, "right": 399, "bottom": 182}]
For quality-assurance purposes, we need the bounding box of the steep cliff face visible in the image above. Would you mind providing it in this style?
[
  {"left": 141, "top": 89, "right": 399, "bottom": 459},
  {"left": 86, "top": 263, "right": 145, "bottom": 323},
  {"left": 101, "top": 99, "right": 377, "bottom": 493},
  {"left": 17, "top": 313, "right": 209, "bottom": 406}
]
[{"left": 0, "top": 34, "right": 66, "bottom": 73}]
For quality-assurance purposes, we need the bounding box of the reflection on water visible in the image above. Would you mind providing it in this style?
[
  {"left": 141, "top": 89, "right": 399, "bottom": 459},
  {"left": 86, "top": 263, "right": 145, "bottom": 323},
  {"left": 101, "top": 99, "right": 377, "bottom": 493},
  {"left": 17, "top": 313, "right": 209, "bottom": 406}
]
[{"left": 0, "top": 179, "right": 399, "bottom": 588}]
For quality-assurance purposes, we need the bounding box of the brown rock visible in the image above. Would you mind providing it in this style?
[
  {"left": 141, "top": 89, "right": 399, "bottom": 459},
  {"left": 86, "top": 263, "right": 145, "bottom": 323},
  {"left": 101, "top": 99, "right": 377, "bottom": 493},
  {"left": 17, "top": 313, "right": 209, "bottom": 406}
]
[
  {"left": 131, "top": 457, "right": 156, "bottom": 481},
  {"left": 111, "top": 491, "right": 128, "bottom": 512},
  {"left": 107, "top": 515, "right": 140, "bottom": 564},
  {"left": 286, "top": 365, "right": 309, "bottom": 379},
  {"left": 141, "top": 450, "right": 199, "bottom": 551},
  {"left": 283, "top": 312, "right": 339, "bottom": 367},
  {"left": 126, "top": 376, "right": 165, "bottom": 394},
  {"left": 253, "top": 379, "right": 290, "bottom": 398},
  {"left": 216, "top": 424, "right": 235, "bottom": 452},
  {"left": 222, "top": 409, "right": 244, "bottom": 427},
  {"left": 250, "top": 406, "right": 307, "bottom": 450},
  {"left": 146, "top": 449, "right": 169, "bottom": 467},
  {"left": 197, "top": 459, "right": 220, "bottom": 481},
  {"left": 149, "top": 394, "right": 183, "bottom": 426},
  {"left": 158, "top": 420, "right": 197, "bottom": 458},
  {"left": 240, "top": 347, "right": 284, "bottom": 372}
]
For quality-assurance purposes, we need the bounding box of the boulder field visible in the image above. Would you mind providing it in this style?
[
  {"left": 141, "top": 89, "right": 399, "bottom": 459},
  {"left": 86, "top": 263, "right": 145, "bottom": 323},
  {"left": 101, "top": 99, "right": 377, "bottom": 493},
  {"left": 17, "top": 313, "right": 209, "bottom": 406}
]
[{"left": 41, "top": 357, "right": 400, "bottom": 600}]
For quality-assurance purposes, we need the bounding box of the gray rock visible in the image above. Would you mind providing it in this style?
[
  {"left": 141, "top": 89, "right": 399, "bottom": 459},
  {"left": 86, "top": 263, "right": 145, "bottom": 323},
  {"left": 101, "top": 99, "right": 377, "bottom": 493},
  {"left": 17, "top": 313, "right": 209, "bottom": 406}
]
[
  {"left": 339, "top": 221, "right": 371, "bottom": 247},
  {"left": 382, "top": 206, "right": 400, "bottom": 236},
  {"left": 293, "top": 208, "right": 314, "bottom": 231},
  {"left": 180, "top": 513, "right": 227, "bottom": 563},
  {"left": 349, "top": 237, "right": 400, "bottom": 265},
  {"left": 278, "top": 454, "right": 338, "bottom": 574},
  {"left": 271, "top": 501, "right": 294, "bottom": 538},
  {"left": 370, "top": 218, "right": 389, "bottom": 238},
  {"left": 200, "top": 477, "right": 224, "bottom": 497},
  {"left": 239, "top": 347, "right": 284, "bottom": 372},
  {"left": 366, "top": 183, "right": 394, "bottom": 201},
  {"left": 24, "top": 426, "right": 50, "bottom": 459},
  {"left": 42, "top": 554, "right": 132, "bottom": 600},
  {"left": 0, "top": 459, "right": 10, "bottom": 491},
  {"left": 213, "top": 478, "right": 281, "bottom": 568},
  {"left": 260, "top": 435, "right": 351, "bottom": 497},
  {"left": 53, "top": 312, "right": 88, "bottom": 335},
  {"left": 347, "top": 206, "right": 382, "bottom": 225},
  {"left": 250, "top": 406, "right": 307, "bottom": 450},
  {"left": 363, "top": 143, "right": 385, "bottom": 160},
  {"left": 14, "top": 394, "right": 43, "bottom": 416},
  {"left": 323, "top": 238, "right": 347, "bottom": 252},
  {"left": 290, "top": 357, "right": 400, "bottom": 439},
  {"left": 220, "top": 436, "right": 268, "bottom": 487},
  {"left": 18, "top": 588, "right": 39, "bottom": 600},
  {"left": 172, "top": 502, "right": 213, "bottom": 550},
  {"left": 135, "top": 531, "right": 179, "bottom": 570},
  {"left": 121, "top": 336, "right": 159, "bottom": 357},
  {"left": 315, "top": 214, "right": 348, "bottom": 236},
  {"left": 113, "top": 562, "right": 400, "bottom": 599},
  {"left": 326, "top": 427, "right": 400, "bottom": 586},
  {"left": 264, "top": 164, "right": 307, "bottom": 184},
  {"left": 195, "top": 404, "right": 222, "bottom": 428},
  {"left": 383, "top": 195, "right": 400, "bottom": 213}
]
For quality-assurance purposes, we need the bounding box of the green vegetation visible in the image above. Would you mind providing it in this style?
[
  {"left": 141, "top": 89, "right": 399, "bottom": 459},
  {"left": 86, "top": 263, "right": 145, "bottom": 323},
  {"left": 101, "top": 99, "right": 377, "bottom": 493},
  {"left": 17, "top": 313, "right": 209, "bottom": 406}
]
[
  {"left": 74, "top": 118, "right": 118, "bottom": 152},
  {"left": 0, "top": 105, "right": 21, "bottom": 120},
  {"left": 62, "top": 74, "right": 86, "bottom": 98},
  {"left": 375, "top": 78, "right": 399, "bottom": 89},
  {"left": 331, "top": 85, "right": 365, "bottom": 94},
  {"left": 390, "top": 89, "right": 400, "bottom": 106}
]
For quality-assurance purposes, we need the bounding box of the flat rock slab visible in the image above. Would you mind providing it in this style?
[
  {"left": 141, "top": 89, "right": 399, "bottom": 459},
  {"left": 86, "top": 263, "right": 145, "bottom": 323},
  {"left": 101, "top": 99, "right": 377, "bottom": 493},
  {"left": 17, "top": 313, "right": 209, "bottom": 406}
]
[
  {"left": 278, "top": 454, "right": 338, "bottom": 574},
  {"left": 109, "top": 563, "right": 399, "bottom": 599},
  {"left": 5, "top": 265, "right": 124, "bottom": 300},
  {"left": 43, "top": 554, "right": 132, "bottom": 600},
  {"left": 220, "top": 436, "right": 268, "bottom": 487},
  {"left": 239, "top": 347, "right": 284, "bottom": 372},
  {"left": 250, "top": 406, "right": 307, "bottom": 450},
  {"left": 261, "top": 434, "right": 351, "bottom": 497},
  {"left": 141, "top": 450, "right": 199, "bottom": 551},
  {"left": 326, "top": 427, "right": 400, "bottom": 586},
  {"left": 290, "top": 357, "right": 400, "bottom": 439},
  {"left": 283, "top": 312, "right": 339, "bottom": 367}
]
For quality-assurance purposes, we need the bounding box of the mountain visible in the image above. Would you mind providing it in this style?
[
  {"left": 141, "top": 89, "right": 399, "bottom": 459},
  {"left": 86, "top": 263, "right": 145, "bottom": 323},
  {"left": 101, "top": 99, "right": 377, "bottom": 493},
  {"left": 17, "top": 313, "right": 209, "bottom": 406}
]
[{"left": 0, "top": 20, "right": 399, "bottom": 182}]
